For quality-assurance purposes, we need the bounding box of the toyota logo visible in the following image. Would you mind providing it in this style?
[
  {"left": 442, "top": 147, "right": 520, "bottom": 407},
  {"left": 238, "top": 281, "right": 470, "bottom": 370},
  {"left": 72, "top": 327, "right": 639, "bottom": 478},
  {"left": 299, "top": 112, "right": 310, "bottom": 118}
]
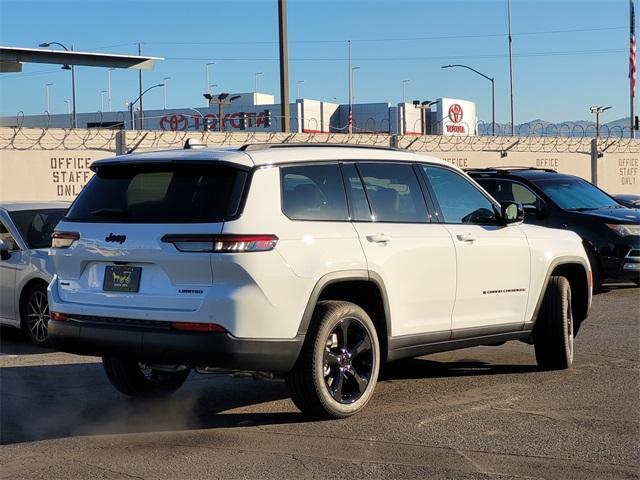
[
  {"left": 160, "top": 114, "right": 188, "bottom": 131},
  {"left": 448, "top": 104, "right": 464, "bottom": 124}
]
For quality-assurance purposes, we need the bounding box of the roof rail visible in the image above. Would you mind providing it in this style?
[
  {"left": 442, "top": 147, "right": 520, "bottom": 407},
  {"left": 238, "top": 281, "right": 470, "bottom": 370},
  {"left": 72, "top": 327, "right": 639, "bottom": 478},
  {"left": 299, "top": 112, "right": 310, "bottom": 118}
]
[
  {"left": 238, "top": 143, "right": 398, "bottom": 152},
  {"left": 464, "top": 166, "right": 558, "bottom": 173}
]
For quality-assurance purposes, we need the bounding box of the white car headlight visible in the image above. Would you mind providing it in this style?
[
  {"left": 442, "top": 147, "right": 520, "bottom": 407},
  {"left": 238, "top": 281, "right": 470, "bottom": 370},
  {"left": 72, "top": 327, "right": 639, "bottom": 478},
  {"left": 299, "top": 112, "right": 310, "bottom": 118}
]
[{"left": 605, "top": 224, "right": 640, "bottom": 237}]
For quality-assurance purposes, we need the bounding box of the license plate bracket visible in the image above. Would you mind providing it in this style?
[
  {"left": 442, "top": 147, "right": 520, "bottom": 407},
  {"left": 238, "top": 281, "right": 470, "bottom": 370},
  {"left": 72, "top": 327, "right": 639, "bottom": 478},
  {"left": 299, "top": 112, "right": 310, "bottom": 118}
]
[{"left": 103, "top": 266, "right": 142, "bottom": 292}]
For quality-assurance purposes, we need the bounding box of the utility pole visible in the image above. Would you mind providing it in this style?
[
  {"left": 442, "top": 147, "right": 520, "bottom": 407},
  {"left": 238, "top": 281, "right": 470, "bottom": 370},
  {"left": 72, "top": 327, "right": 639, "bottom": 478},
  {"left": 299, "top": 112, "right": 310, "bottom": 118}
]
[
  {"left": 507, "top": 0, "right": 515, "bottom": 135},
  {"left": 278, "top": 0, "right": 290, "bottom": 132},
  {"left": 138, "top": 42, "right": 144, "bottom": 129},
  {"left": 107, "top": 68, "right": 114, "bottom": 112},
  {"left": 630, "top": 0, "right": 636, "bottom": 138},
  {"left": 348, "top": 40, "right": 353, "bottom": 133},
  {"left": 45, "top": 83, "right": 53, "bottom": 112}
]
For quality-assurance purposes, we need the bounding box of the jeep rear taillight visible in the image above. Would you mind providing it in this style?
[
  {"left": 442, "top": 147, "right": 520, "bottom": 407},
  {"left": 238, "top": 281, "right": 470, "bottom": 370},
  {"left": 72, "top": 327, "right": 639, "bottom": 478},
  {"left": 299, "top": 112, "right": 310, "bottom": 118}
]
[
  {"left": 162, "top": 234, "right": 278, "bottom": 253},
  {"left": 51, "top": 231, "right": 80, "bottom": 248}
]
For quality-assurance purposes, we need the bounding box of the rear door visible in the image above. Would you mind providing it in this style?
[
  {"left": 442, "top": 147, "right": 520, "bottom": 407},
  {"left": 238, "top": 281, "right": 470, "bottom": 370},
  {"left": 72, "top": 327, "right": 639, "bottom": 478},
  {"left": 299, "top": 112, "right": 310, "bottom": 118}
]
[
  {"left": 344, "top": 162, "right": 456, "bottom": 337},
  {"left": 51, "top": 163, "right": 249, "bottom": 313},
  {"left": 421, "top": 165, "right": 531, "bottom": 332}
]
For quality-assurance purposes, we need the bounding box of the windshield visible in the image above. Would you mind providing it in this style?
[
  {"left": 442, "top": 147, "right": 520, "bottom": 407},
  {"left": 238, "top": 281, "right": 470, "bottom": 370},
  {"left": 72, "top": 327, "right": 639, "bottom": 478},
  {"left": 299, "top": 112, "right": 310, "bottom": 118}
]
[
  {"left": 9, "top": 209, "right": 67, "bottom": 249},
  {"left": 533, "top": 177, "right": 621, "bottom": 211},
  {"left": 66, "top": 164, "right": 248, "bottom": 223}
]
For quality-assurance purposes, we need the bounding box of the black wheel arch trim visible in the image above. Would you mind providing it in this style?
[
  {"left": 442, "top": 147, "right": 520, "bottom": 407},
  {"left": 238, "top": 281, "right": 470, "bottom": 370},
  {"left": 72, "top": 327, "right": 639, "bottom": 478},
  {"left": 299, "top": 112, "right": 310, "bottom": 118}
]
[
  {"left": 526, "top": 255, "right": 591, "bottom": 329},
  {"left": 296, "top": 270, "right": 392, "bottom": 339}
]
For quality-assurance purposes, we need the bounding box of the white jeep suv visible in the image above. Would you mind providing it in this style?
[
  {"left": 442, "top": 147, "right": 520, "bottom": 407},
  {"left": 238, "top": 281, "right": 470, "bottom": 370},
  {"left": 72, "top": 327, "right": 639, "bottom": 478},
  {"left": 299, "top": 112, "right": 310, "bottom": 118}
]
[{"left": 48, "top": 143, "right": 592, "bottom": 418}]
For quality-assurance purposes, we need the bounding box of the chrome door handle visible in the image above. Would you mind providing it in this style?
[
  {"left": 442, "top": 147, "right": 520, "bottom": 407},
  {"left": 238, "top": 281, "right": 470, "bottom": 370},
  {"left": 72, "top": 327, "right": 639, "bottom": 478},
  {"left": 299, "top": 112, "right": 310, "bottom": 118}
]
[
  {"left": 366, "top": 233, "right": 391, "bottom": 244},
  {"left": 456, "top": 233, "right": 477, "bottom": 243}
]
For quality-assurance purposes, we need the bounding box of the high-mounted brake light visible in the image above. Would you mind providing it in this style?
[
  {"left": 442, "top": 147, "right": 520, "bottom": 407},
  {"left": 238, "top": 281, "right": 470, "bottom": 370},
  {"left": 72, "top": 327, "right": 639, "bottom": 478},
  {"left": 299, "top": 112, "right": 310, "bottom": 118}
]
[
  {"left": 162, "top": 234, "right": 278, "bottom": 253},
  {"left": 51, "top": 231, "right": 80, "bottom": 248},
  {"left": 171, "top": 322, "right": 227, "bottom": 332}
]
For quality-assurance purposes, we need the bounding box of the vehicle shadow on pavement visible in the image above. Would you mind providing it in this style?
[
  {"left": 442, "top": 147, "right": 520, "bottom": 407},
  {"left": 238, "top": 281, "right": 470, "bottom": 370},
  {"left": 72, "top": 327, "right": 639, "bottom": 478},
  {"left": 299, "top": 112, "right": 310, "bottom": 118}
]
[
  {"left": 0, "top": 362, "right": 301, "bottom": 445},
  {"left": 0, "top": 327, "right": 54, "bottom": 356},
  {"left": 381, "top": 357, "right": 539, "bottom": 381},
  {"left": 0, "top": 356, "right": 540, "bottom": 445}
]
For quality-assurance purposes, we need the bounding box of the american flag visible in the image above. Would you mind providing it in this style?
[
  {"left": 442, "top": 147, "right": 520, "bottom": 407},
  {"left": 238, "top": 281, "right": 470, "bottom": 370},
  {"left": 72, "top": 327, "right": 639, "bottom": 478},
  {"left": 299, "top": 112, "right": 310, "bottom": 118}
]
[
  {"left": 632, "top": 0, "right": 637, "bottom": 97},
  {"left": 347, "top": 108, "right": 353, "bottom": 133}
]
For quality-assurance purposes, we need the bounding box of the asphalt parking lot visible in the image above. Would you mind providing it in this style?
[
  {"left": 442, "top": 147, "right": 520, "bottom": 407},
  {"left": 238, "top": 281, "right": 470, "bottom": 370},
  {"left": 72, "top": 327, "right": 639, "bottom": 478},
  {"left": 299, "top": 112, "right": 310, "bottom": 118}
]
[{"left": 1, "top": 286, "right": 638, "bottom": 480}]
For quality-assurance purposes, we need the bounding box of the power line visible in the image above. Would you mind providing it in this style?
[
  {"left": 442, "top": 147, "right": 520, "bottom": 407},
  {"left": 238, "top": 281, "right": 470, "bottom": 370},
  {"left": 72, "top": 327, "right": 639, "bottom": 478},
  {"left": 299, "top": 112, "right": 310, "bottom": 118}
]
[
  {"left": 141, "top": 26, "right": 626, "bottom": 46},
  {"left": 161, "top": 48, "right": 626, "bottom": 63}
]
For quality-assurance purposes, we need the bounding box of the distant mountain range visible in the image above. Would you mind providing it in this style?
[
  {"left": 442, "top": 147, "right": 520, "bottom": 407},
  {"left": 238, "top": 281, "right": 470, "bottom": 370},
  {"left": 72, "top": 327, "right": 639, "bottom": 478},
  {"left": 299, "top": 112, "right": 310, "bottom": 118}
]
[{"left": 478, "top": 117, "right": 636, "bottom": 138}]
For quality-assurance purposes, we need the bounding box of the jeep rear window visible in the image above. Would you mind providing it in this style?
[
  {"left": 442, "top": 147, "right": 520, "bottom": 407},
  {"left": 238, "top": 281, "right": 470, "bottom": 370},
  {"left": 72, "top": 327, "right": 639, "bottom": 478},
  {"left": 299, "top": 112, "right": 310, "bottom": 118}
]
[{"left": 66, "top": 164, "right": 248, "bottom": 223}]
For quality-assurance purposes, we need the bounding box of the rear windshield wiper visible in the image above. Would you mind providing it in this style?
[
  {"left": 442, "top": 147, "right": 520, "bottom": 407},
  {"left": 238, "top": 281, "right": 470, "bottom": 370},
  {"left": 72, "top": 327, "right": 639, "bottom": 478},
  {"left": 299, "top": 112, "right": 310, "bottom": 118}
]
[{"left": 90, "top": 208, "right": 130, "bottom": 218}]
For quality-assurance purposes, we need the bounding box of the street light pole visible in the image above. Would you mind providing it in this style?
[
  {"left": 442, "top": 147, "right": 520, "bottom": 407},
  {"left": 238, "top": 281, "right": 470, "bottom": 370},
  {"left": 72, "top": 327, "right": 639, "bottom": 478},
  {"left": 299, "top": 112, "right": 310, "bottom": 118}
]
[
  {"left": 507, "top": 0, "right": 515, "bottom": 135},
  {"left": 45, "top": 83, "right": 53, "bottom": 112},
  {"left": 254, "top": 72, "right": 263, "bottom": 93},
  {"left": 205, "top": 62, "right": 215, "bottom": 105},
  {"left": 64, "top": 100, "right": 71, "bottom": 127},
  {"left": 163, "top": 77, "right": 171, "bottom": 109},
  {"left": 107, "top": 68, "right": 114, "bottom": 112},
  {"left": 203, "top": 93, "right": 241, "bottom": 132},
  {"left": 442, "top": 64, "right": 495, "bottom": 135},
  {"left": 348, "top": 39, "right": 353, "bottom": 134},
  {"left": 128, "top": 83, "right": 163, "bottom": 131},
  {"left": 100, "top": 90, "right": 107, "bottom": 112},
  {"left": 590, "top": 105, "right": 612, "bottom": 138},
  {"left": 296, "top": 80, "right": 304, "bottom": 99},
  {"left": 39, "top": 41, "right": 77, "bottom": 127},
  {"left": 402, "top": 79, "right": 410, "bottom": 103}
]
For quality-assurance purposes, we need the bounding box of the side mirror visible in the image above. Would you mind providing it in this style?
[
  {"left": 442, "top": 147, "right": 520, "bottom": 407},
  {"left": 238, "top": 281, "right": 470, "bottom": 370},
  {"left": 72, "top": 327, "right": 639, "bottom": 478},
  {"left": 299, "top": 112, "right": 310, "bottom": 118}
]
[
  {"left": 0, "top": 239, "right": 10, "bottom": 261},
  {"left": 501, "top": 201, "right": 524, "bottom": 225}
]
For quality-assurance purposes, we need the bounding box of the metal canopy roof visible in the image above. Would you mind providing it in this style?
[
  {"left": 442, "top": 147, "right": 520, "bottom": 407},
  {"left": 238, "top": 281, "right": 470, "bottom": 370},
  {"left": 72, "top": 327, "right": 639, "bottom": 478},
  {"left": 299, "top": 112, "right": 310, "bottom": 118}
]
[{"left": 0, "top": 46, "right": 163, "bottom": 72}]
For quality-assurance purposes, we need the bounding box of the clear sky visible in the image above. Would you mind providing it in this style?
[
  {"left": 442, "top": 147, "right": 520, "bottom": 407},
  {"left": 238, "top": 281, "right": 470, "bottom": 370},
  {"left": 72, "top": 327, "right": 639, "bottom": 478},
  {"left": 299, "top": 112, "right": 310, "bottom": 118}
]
[{"left": 0, "top": 0, "right": 635, "bottom": 124}]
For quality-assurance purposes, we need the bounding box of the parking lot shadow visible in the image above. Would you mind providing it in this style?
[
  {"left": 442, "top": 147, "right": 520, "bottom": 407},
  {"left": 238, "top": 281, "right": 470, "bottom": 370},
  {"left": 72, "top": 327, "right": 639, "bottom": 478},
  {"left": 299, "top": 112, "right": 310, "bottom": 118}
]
[
  {"left": 0, "top": 361, "right": 304, "bottom": 445},
  {"left": 1, "top": 355, "right": 540, "bottom": 445},
  {"left": 0, "top": 326, "right": 54, "bottom": 356},
  {"left": 381, "top": 357, "right": 539, "bottom": 381}
]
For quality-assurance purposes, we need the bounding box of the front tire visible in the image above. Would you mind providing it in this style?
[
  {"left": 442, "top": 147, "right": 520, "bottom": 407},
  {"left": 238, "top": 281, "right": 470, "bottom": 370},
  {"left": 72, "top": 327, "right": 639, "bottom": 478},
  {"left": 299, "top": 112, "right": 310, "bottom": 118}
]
[
  {"left": 21, "top": 283, "right": 50, "bottom": 347},
  {"left": 286, "top": 301, "right": 380, "bottom": 418},
  {"left": 102, "top": 357, "right": 190, "bottom": 397},
  {"left": 533, "top": 276, "right": 574, "bottom": 370}
]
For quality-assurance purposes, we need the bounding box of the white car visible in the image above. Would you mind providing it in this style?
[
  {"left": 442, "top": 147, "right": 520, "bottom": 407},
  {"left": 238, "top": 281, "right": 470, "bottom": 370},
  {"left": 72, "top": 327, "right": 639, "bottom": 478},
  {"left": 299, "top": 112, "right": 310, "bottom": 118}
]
[
  {"left": 47, "top": 144, "right": 592, "bottom": 418},
  {"left": 0, "top": 202, "right": 70, "bottom": 345}
]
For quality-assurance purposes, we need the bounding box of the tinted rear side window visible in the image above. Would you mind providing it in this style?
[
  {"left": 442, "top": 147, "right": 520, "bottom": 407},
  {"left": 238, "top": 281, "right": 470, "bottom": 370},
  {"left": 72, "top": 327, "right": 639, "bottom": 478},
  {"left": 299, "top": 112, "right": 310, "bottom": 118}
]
[
  {"left": 357, "top": 163, "right": 429, "bottom": 223},
  {"left": 281, "top": 164, "right": 349, "bottom": 221},
  {"left": 9, "top": 209, "right": 67, "bottom": 248},
  {"left": 66, "top": 164, "right": 247, "bottom": 223}
]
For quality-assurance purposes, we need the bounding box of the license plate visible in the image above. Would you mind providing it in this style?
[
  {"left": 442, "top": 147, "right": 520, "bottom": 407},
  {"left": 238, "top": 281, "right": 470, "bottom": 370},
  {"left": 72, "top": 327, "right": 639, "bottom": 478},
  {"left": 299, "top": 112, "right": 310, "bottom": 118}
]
[{"left": 103, "top": 266, "right": 142, "bottom": 292}]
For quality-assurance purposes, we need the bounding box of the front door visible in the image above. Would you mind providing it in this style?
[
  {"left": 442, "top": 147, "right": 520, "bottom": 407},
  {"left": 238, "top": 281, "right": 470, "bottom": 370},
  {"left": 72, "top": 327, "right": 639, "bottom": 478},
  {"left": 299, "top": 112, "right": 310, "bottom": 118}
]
[{"left": 421, "top": 165, "right": 531, "bottom": 332}]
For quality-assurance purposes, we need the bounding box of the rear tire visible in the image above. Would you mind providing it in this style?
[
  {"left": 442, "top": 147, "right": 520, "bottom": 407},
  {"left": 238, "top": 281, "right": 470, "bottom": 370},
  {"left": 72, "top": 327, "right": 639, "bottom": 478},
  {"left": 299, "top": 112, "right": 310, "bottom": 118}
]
[
  {"left": 102, "top": 357, "right": 190, "bottom": 397},
  {"left": 21, "top": 283, "right": 51, "bottom": 347},
  {"left": 533, "top": 276, "right": 574, "bottom": 370},
  {"left": 286, "top": 300, "right": 380, "bottom": 419}
]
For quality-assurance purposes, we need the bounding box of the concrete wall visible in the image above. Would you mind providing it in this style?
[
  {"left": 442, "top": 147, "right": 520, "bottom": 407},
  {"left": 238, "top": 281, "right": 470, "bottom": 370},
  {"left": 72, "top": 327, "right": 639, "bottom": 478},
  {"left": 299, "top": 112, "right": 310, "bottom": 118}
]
[{"left": 0, "top": 127, "right": 637, "bottom": 203}]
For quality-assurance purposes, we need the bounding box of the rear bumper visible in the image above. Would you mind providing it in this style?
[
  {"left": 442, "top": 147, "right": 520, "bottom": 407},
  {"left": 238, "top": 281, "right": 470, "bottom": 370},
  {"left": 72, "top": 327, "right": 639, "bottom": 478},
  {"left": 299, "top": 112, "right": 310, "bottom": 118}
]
[{"left": 48, "top": 318, "right": 304, "bottom": 373}]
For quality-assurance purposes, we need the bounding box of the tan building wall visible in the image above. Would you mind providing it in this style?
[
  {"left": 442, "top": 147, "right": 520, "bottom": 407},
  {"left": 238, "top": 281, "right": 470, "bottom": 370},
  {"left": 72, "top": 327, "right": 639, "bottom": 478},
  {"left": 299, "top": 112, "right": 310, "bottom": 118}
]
[{"left": 0, "top": 127, "right": 638, "bottom": 202}]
